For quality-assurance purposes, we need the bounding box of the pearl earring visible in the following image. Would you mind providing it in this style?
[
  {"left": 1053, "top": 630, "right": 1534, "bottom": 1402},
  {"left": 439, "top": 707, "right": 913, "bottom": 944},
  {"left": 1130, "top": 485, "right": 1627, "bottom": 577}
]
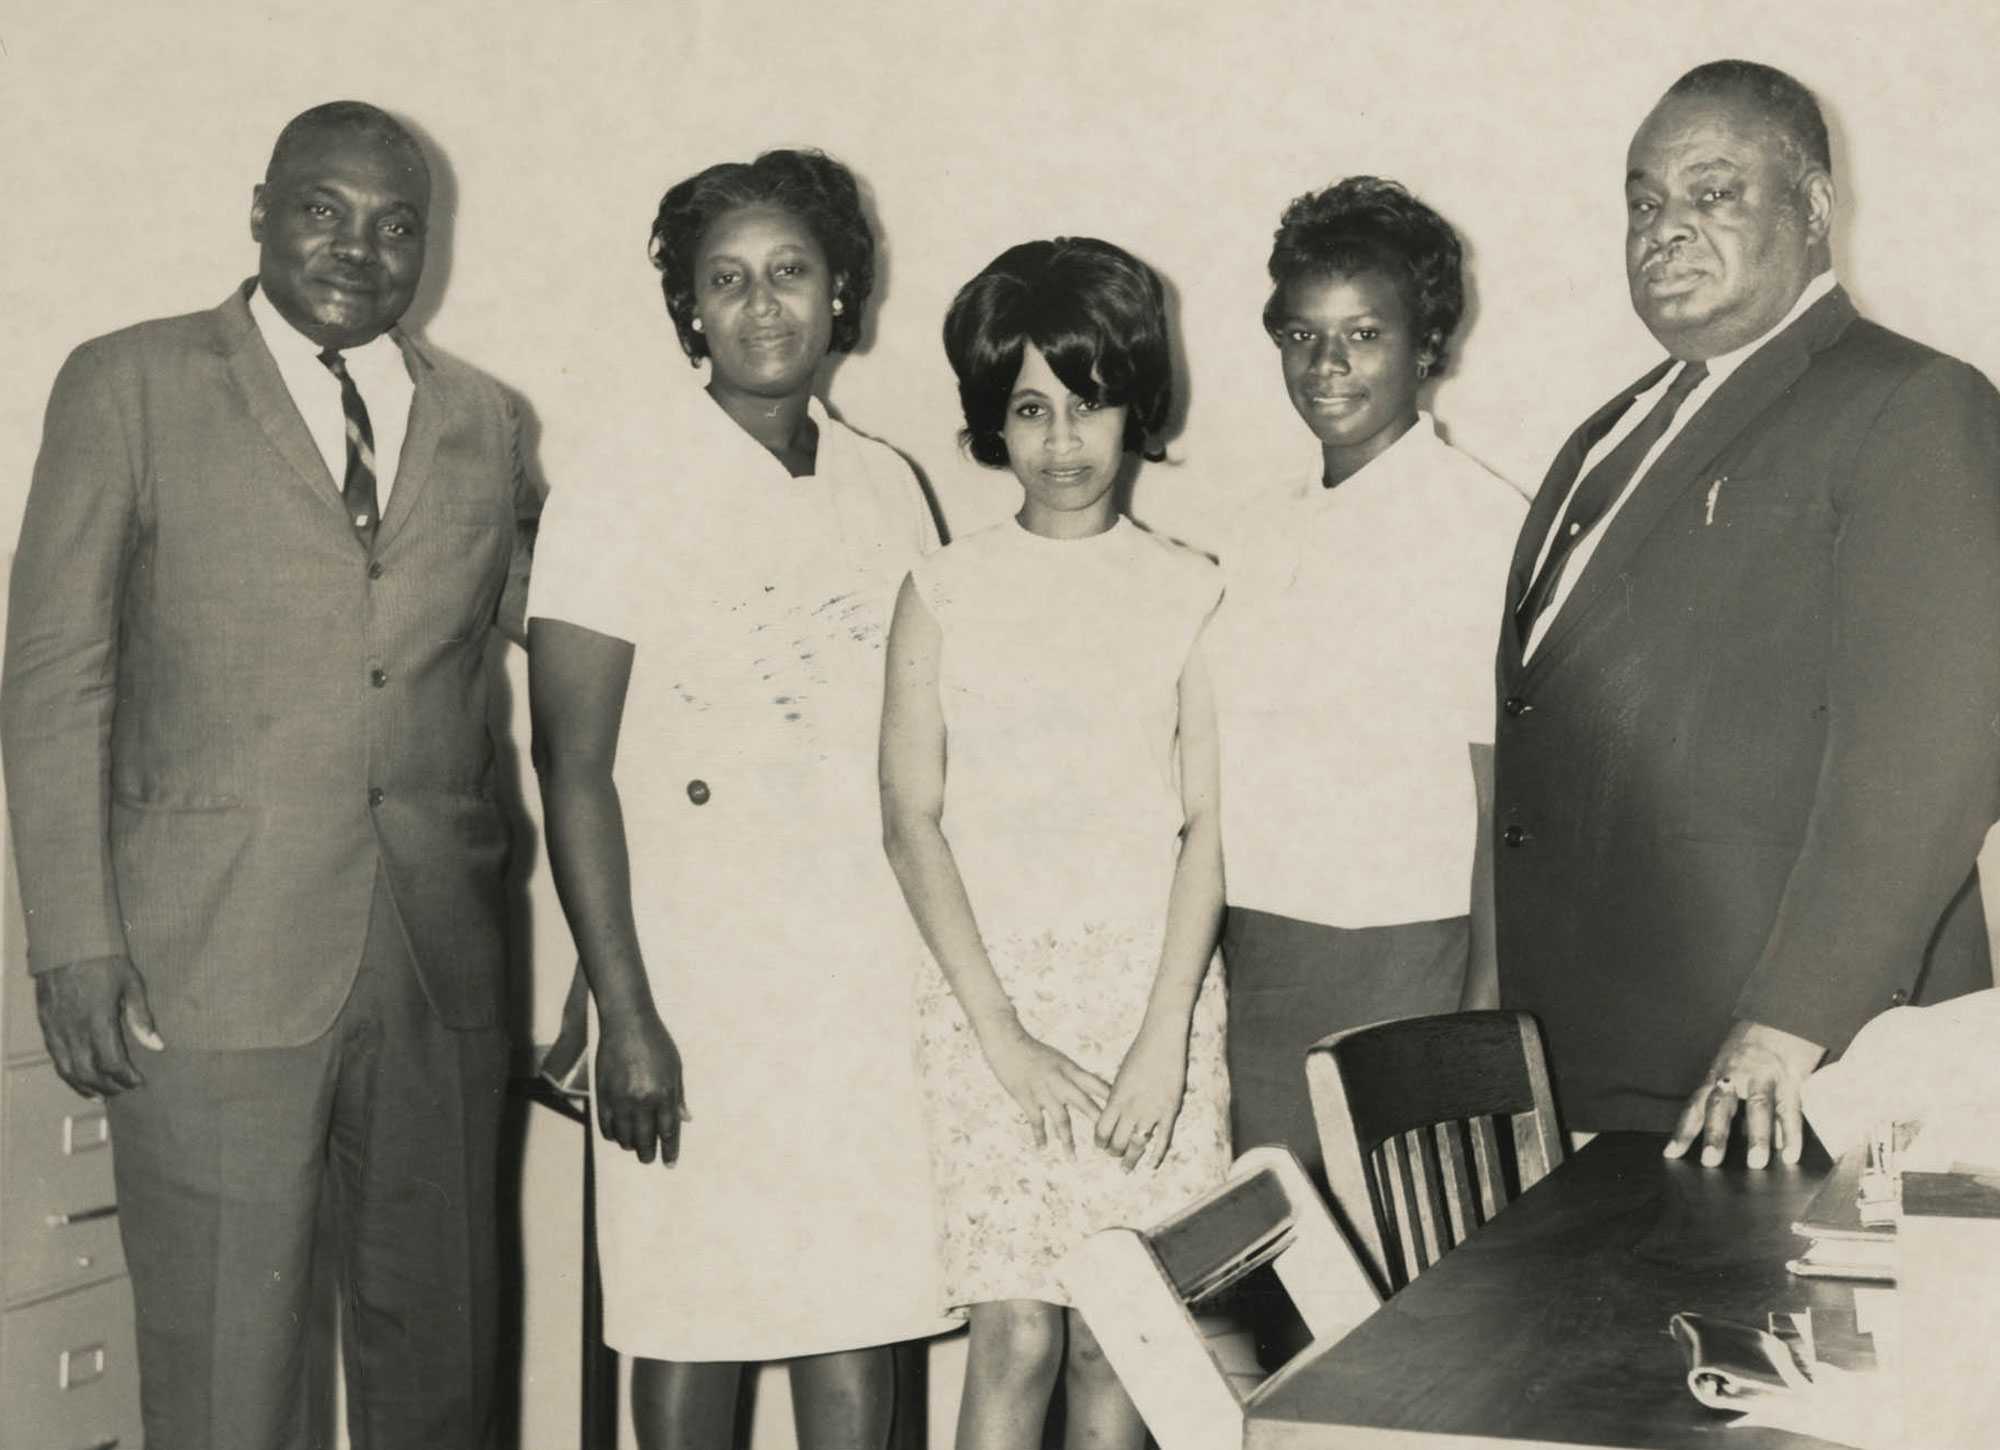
[
  {"left": 831, "top": 297, "right": 845, "bottom": 316},
  {"left": 691, "top": 316, "right": 704, "bottom": 333}
]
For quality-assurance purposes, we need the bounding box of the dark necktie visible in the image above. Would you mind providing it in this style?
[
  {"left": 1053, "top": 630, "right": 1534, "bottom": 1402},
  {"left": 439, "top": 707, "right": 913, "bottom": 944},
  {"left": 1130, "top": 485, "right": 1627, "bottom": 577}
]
[
  {"left": 316, "top": 348, "right": 381, "bottom": 549},
  {"left": 1515, "top": 360, "right": 1709, "bottom": 637}
]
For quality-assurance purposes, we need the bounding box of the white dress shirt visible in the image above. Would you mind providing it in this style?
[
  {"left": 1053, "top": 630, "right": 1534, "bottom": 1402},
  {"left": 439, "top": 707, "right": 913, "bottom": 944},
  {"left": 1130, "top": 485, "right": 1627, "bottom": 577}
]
[
  {"left": 1523, "top": 270, "right": 1839, "bottom": 658},
  {"left": 248, "top": 282, "right": 413, "bottom": 506},
  {"left": 1208, "top": 415, "right": 1528, "bottom": 928}
]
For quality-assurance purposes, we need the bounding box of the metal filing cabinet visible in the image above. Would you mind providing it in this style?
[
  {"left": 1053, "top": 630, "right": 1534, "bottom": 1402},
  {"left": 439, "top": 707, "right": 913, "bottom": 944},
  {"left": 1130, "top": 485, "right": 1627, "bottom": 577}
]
[{"left": 1, "top": 567, "right": 143, "bottom": 1448}]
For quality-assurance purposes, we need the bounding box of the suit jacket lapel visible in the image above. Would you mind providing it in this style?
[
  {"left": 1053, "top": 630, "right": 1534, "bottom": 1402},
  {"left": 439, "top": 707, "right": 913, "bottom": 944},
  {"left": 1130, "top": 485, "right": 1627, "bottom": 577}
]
[
  {"left": 217, "top": 283, "right": 347, "bottom": 514},
  {"left": 1523, "top": 287, "right": 1859, "bottom": 677},
  {"left": 376, "top": 327, "right": 442, "bottom": 547},
  {"left": 1501, "top": 361, "right": 1672, "bottom": 669}
]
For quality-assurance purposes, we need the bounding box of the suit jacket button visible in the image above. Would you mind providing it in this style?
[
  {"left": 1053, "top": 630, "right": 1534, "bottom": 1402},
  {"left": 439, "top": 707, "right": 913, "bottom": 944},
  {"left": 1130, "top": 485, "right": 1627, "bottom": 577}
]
[
  {"left": 1504, "top": 695, "right": 1531, "bottom": 716},
  {"left": 687, "top": 779, "right": 710, "bottom": 806},
  {"left": 368, "top": 786, "right": 385, "bottom": 807},
  {"left": 369, "top": 667, "right": 388, "bottom": 688},
  {"left": 1889, "top": 988, "right": 1909, "bottom": 1006},
  {"left": 1502, "top": 824, "right": 1529, "bottom": 847},
  {"left": 368, "top": 560, "right": 385, "bottom": 580}
]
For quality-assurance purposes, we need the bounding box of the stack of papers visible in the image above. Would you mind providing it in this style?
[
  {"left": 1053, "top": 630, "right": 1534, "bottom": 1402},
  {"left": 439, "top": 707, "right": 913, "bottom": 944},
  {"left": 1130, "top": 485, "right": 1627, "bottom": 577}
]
[{"left": 1788, "top": 1148, "right": 1897, "bottom": 1284}]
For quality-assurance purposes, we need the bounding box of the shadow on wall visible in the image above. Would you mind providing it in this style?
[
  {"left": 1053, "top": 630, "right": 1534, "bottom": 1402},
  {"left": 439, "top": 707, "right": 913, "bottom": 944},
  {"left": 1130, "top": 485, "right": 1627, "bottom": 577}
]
[
  {"left": 394, "top": 109, "right": 457, "bottom": 340},
  {"left": 488, "top": 375, "right": 550, "bottom": 1450}
]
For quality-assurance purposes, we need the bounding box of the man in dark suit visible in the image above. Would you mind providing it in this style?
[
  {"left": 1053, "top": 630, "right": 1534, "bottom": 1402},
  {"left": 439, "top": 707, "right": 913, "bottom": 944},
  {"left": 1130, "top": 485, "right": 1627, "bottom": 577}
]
[
  {"left": 2, "top": 102, "right": 537, "bottom": 1448},
  {"left": 1484, "top": 60, "right": 2000, "bottom": 1169}
]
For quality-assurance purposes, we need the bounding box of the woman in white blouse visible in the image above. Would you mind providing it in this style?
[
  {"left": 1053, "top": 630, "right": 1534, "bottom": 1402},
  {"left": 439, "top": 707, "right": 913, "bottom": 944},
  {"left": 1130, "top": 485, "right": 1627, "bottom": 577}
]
[
  {"left": 1207, "top": 177, "right": 1527, "bottom": 1197},
  {"left": 526, "top": 149, "right": 948, "bottom": 1448}
]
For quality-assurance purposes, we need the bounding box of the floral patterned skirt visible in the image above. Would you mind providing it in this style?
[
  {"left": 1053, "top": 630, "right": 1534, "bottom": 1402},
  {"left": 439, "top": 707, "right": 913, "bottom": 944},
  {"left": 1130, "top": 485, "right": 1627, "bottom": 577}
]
[{"left": 914, "top": 917, "right": 1231, "bottom": 1310}]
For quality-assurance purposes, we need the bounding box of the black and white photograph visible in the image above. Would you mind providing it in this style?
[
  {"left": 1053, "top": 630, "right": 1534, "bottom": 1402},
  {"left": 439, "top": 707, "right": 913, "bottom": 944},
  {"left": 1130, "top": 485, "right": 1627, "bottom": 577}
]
[{"left": 3, "top": 2, "right": 1999, "bottom": 1447}]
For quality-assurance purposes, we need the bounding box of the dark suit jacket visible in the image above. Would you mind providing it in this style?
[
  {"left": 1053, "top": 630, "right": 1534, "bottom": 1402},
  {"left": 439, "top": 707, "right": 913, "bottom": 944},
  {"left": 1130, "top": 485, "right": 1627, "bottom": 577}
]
[
  {"left": 1, "top": 283, "right": 539, "bottom": 1049},
  {"left": 1494, "top": 286, "right": 2000, "bottom": 1131}
]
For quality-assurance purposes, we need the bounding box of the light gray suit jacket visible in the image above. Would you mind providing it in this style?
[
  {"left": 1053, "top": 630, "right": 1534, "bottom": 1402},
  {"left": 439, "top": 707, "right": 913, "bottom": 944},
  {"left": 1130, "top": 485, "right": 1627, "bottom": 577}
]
[{"left": 2, "top": 282, "right": 539, "bottom": 1048}]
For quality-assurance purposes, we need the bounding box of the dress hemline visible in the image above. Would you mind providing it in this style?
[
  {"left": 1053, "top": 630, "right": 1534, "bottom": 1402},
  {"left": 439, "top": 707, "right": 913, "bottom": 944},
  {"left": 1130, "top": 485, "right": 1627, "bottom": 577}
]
[{"left": 604, "top": 1312, "right": 962, "bottom": 1365}]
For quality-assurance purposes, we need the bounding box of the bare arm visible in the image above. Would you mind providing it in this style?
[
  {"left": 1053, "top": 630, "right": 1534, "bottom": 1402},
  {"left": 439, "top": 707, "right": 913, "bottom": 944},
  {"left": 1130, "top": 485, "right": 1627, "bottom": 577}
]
[
  {"left": 1098, "top": 641, "right": 1226, "bottom": 1170},
  {"left": 528, "top": 617, "right": 687, "bottom": 1163},
  {"left": 878, "top": 574, "right": 1109, "bottom": 1152}
]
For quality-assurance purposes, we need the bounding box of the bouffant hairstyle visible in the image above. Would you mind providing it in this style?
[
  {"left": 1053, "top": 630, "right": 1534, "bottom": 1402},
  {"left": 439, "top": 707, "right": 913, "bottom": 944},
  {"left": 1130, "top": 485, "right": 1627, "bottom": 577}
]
[
  {"left": 1664, "top": 59, "right": 1832, "bottom": 178},
  {"left": 1262, "top": 176, "right": 1465, "bottom": 377},
  {"left": 942, "top": 237, "right": 1172, "bottom": 468},
  {"left": 648, "top": 148, "right": 875, "bottom": 364}
]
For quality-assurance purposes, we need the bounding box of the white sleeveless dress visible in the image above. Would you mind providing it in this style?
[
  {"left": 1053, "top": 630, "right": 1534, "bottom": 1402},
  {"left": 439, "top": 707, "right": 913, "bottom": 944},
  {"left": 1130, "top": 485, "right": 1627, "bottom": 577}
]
[{"left": 907, "top": 517, "right": 1232, "bottom": 1309}]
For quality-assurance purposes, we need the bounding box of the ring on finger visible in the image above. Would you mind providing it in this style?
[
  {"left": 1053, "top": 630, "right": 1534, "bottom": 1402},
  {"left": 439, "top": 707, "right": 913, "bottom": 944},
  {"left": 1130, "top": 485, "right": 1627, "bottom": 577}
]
[{"left": 1711, "top": 1076, "right": 1740, "bottom": 1097}]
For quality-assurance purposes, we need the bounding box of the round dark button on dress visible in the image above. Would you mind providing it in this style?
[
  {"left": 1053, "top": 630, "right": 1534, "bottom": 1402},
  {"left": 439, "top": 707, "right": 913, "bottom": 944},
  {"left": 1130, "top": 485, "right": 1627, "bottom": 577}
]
[
  {"left": 368, "top": 786, "right": 385, "bottom": 807},
  {"left": 1889, "top": 988, "right": 1909, "bottom": 1007},
  {"left": 369, "top": 667, "right": 388, "bottom": 688},
  {"left": 1502, "top": 824, "right": 1527, "bottom": 846},
  {"left": 686, "top": 779, "right": 710, "bottom": 806}
]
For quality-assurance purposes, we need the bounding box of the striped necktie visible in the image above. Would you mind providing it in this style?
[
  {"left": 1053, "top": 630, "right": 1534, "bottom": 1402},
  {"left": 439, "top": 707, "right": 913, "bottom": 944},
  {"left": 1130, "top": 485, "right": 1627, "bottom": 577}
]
[
  {"left": 316, "top": 348, "right": 381, "bottom": 548},
  {"left": 1514, "top": 360, "right": 1709, "bottom": 636}
]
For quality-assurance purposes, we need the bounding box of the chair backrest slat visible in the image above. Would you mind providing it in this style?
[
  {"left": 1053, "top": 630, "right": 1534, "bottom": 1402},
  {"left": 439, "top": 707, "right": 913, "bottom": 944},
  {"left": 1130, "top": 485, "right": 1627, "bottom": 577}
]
[
  {"left": 1389, "top": 1135, "right": 1429, "bottom": 1275},
  {"left": 1413, "top": 1125, "right": 1454, "bottom": 1268},
  {"left": 1437, "top": 1119, "right": 1479, "bottom": 1242},
  {"left": 1364, "top": 1141, "right": 1406, "bottom": 1285},
  {"left": 1469, "top": 1115, "right": 1506, "bottom": 1222}
]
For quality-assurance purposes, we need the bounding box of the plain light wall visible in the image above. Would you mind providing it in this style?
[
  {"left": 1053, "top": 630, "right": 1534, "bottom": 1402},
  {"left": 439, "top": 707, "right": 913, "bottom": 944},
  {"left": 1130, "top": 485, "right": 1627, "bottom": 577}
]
[{"left": 6, "top": 1, "right": 2000, "bottom": 1446}]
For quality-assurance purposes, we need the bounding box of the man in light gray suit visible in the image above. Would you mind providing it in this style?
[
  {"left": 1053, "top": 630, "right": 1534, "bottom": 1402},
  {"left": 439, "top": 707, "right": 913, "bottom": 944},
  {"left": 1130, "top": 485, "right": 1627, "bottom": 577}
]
[{"left": 2, "top": 101, "right": 538, "bottom": 1449}]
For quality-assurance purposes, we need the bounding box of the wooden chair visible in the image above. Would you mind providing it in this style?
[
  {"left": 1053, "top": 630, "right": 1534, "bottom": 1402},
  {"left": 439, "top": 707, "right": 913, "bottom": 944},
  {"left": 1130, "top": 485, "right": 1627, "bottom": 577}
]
[
  {"left": 1306, "top": 1009, "right": 1564, "bottom": 1298},
  {"left": 1058, "top": 1146, "right": 1381, "bottom": 1450}
]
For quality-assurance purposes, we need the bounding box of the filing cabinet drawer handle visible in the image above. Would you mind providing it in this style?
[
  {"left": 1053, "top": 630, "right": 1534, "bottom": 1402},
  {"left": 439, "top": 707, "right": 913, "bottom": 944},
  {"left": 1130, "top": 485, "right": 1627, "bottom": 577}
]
[
  {"left": 58, "top": 1341, "right": 107, "bottom": 1389},
  {"left": 63, "top": 1108, "right": 110, "bottom": 1154},
  {"left": 45, "top": 1202, "right": 118, "bottom": 1228}
]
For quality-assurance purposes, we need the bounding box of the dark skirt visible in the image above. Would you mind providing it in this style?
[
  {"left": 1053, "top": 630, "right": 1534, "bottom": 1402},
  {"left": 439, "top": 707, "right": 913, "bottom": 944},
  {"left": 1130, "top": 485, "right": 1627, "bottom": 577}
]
[{"left": 1223, "top": 906, "right": 1470, "bottom": 1187}]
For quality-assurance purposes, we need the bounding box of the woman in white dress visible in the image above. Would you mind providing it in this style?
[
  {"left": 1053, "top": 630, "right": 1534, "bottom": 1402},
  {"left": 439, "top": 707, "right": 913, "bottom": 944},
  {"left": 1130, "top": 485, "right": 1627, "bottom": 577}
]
[
  {"left": 528, "top": 149, "right": 949, "bottom": 1448},
  {"left": 880, "top": 238, "right": 1231, "bottom": 1450}
]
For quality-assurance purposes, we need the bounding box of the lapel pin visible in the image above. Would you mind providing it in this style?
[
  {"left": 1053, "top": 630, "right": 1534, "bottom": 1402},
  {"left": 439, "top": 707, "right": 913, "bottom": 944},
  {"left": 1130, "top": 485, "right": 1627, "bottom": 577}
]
[{"left": 1704, "top": 476, "right": 1727, "bottom": 526}]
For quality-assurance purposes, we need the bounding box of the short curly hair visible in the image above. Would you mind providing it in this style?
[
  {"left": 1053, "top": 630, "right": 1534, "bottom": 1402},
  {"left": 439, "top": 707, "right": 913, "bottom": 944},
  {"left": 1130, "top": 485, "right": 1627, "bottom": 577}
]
[
  {"left": 942, "top": 237, "right": 1173, "bottom": 468},
  {"left": 1263, "top": 176, "right": 1465, "bottom": 377},
  {"left": 267, "top": 101, "right": 429, "bottom": 189},
  {"left": 648, "top": 148, "right": 875, "bottom": 364}
]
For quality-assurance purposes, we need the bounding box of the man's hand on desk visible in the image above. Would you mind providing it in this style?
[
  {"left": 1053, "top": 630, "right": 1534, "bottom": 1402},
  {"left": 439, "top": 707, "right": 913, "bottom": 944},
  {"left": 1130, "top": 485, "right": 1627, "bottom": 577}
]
[
  {"left": 35, "top": 954, "right": 164, "bottom": 1098},
  {"left": 1665, "top": 1020, "right": 1824, "bottom": 1169}
]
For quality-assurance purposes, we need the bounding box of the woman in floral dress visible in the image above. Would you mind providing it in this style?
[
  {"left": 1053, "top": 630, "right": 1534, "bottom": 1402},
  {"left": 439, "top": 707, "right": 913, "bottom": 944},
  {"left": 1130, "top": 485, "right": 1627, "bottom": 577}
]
[{"left": 880, "top": 236, "right": 1230, "bottom": 1450}]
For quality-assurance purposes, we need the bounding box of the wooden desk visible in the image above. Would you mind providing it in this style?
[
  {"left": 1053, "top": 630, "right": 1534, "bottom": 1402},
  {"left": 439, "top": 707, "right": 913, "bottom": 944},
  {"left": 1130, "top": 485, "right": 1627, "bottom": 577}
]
[{"left": 1246, "top": 1131, "right": 1869, "bottom": 1448}]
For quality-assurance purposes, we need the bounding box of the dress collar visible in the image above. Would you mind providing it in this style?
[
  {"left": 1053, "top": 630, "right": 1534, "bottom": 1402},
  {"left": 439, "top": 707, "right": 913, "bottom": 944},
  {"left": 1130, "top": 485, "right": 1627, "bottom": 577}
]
[
  {"left": 679, "top": 379, "right": 837, "bottom": 485},
  {"left": 1300, "top": 410, "right": 1446, "bottom": 512}
]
